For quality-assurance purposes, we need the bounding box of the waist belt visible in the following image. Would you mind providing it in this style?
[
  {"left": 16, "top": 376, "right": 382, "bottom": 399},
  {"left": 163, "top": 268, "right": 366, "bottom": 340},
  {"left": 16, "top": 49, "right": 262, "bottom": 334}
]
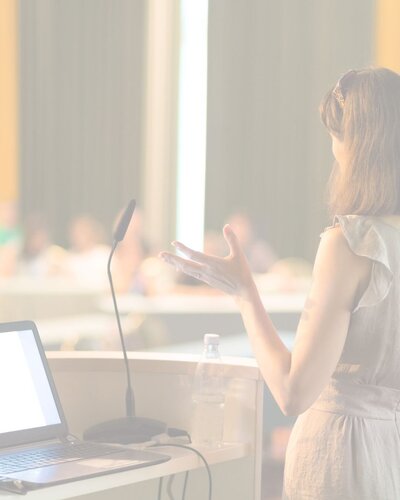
[{"left": 309, "top": 379, "right": 400, "bottom": 420}]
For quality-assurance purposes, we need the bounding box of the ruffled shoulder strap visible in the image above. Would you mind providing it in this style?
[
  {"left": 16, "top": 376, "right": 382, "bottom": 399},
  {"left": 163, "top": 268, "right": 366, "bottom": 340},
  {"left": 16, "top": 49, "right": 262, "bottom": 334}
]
[{"left": 320, "top": 214, "right": 394, "bottom": 313}]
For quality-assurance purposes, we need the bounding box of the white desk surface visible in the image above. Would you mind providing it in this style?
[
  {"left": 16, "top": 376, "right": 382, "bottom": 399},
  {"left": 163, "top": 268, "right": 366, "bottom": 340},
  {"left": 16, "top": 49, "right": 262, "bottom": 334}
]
[
  {"left": 145, "top": 331, "right": 296, "bottom": 355},
  {"left": 36, "top": 313, "right": 296, "bottom": 351},
  {"left": 33, "top": 291, "right": 304, "bottom": 345},
  {"left": 47, "top": 350, "right": 263, "bottom": 380},
  {"left": 0, "top": 442, "right": 249, "bottom": 499},
  {"left": 0, "top": 277, "right": 107, "bottom": 294},
  {"left": 36, "top": 314, "right": 121, "bottom": 343},
  {"left": 98, "top": 292, "right": 307, "bottom": 315}
]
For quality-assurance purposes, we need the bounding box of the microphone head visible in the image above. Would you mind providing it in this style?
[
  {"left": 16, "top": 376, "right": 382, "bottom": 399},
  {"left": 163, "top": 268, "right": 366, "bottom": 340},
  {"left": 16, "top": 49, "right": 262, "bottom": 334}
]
[{"left": 113, "top": 199, "right": 136, "bottom": 242}]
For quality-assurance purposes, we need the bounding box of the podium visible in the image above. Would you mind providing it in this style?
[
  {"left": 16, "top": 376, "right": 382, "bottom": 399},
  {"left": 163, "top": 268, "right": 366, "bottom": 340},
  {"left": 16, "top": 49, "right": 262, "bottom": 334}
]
[{"left": 2, "top": 352, "right": 264, "bottom": 499}]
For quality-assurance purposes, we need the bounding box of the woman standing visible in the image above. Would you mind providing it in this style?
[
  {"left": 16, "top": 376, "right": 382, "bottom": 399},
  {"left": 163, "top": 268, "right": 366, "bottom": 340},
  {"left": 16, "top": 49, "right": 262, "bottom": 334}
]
[{"left": 160, "top": 67, "right": 400, "bottom": 499}]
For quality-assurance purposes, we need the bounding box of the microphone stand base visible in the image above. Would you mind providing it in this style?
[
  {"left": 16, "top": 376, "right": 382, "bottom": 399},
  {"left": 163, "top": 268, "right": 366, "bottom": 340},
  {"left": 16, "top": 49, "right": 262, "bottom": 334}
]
[{"left": 83, "top": 416, "right": 167, "bottom": 445}]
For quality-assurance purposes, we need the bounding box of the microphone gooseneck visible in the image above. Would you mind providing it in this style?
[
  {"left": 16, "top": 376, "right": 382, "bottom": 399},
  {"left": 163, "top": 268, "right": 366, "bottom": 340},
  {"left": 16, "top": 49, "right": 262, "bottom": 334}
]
[
  {"left": 83, "top": 198, "right": 167, "bottom": 443},
  {"left": 107, "top": 240, "right": 135, "bottom": 417}
]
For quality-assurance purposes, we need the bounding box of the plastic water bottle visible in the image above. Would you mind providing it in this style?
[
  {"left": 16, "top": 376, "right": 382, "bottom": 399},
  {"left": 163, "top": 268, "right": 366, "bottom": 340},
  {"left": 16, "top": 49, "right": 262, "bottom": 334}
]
[{"left": 191, "top": 334, "right": 225, "bottom": 447}]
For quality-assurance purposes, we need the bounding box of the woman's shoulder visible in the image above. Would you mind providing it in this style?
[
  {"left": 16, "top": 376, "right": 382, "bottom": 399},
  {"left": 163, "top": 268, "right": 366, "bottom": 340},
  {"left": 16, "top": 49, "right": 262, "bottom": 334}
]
[
  {"left": 317, "top": 215, "right": 370, "bottom": 270},
  {"left": 320, "top": 214, "right": 369, "bottom": 236},
  {"left": 320, "top": 213, "right": 394, "bottom": 312},
  {"left": 318, "top": 217, "right": 366, "bottom": 273},
  {"left": 321, "top": 213, "right": 400, "bottom": 236},
  {"left": 320, "top": 213, "right": 392, "bottom": 262}
]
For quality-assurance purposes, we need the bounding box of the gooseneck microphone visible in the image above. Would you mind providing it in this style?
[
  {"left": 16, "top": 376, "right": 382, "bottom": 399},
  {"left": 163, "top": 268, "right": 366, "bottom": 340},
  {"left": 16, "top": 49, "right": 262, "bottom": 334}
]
[
  {"left": 113, "top": 199, "right": 136, "bottom": 243},
  {"left": 84, "top": 199, "right": 166, "bottom": 444},
  {"left": 108, "top": 199, "right": 136, "bottom": 417}
]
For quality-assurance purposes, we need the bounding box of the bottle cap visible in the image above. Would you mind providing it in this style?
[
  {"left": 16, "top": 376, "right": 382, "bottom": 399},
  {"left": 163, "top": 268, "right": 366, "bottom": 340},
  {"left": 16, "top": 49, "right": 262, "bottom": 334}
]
[{"left": 204, "top": 333, "right": 220, "bottom": 345}]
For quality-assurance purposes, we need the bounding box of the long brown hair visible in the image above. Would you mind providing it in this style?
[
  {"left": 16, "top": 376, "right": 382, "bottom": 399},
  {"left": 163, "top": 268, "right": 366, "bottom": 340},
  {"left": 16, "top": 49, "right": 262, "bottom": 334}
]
[{"left": 319, "top": 67, "right": 400, "bottom": 218}]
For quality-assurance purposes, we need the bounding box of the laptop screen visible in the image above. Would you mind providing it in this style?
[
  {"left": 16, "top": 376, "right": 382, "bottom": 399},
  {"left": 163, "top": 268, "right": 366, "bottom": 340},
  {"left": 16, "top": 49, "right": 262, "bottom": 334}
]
[
  {"left": 0, "top": 322, "right": 67, "bottom": 448},
  {"left": 0, "top": 329, "right": 62, "bottom": 434}
]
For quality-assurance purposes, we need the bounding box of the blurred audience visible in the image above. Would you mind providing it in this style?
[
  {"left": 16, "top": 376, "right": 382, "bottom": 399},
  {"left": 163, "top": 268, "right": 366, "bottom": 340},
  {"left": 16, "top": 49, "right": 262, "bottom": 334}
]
[
  {"left": 140, "top": 256, "right": 176, "bottom": 295},
  {"left": 0, "top": 201, "right": 22, "bottom": 277},
  {"left": 226, "top": 212, "right": 278, "bottom": 273},
  {"left": 0, "top": 205, "right": 311, "bottom": 295},
  {"left": 255, "top": 257, "right": 313, "bottom": 293},
  {"left": 65, "top": 215, "right": 110, "bottom": 288},
  {"left": 19, "top": 214, "right": 67, "bottom": 278},
  {"left": 204, "top": 230, "right": 227, "bottom": 256}
]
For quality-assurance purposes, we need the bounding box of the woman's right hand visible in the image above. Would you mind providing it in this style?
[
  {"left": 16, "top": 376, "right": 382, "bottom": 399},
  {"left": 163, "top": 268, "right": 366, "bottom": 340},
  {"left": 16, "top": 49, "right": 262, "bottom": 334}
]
[{"left": 159, "top": 224, "right": 256, "bottom": 300}]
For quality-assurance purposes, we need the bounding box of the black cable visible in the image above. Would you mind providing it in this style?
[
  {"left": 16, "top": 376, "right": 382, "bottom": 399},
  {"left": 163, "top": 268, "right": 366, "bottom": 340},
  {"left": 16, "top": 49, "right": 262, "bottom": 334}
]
[
  {"left": 158, "top": 476, "right": 163, "bottom": 500},
  {"left": 151, "top": 444, "right": 212, "bottom": 500},
  {"left": 164, "top": 430, "right": 191, "bottom": 500},
  {"left": 158, "top": 472, "right": 187, "bottom": 500},
  {"left": 156, "top": 429, "right": 191, "bottom": 500},
  {"left": 181, "top": 471, "right": 189, "bottom": 500},
  {"left": 167, "top": 475, "right": 175, "bottom": 499}
]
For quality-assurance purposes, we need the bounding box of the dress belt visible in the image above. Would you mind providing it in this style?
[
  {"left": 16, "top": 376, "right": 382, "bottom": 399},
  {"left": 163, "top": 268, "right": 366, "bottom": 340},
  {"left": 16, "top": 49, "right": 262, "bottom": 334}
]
[{"left": 309, "top": 379, "right": 400, "bottom": 420}]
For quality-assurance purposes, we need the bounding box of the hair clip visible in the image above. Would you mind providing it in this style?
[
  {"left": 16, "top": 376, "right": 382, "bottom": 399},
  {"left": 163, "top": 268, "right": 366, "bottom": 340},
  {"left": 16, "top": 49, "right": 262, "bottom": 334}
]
[
  {"left": 332, "top": 69, "right": 357, "bottom": 109},
  {"left": 332, "top": 85, "right": 345, "bottom": 108}
]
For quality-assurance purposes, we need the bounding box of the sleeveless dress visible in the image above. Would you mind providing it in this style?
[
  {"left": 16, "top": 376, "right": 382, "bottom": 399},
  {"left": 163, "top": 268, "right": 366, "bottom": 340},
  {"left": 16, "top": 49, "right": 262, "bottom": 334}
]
[{"left": 282, "top": 214, "right": 400, "bottom": 500}]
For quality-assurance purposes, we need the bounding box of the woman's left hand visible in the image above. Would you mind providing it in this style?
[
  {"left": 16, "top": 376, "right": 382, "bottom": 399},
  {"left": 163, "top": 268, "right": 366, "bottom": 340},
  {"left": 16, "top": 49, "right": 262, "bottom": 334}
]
[{"left": 158, "top": 224, "right": 255, "bottom": 299}]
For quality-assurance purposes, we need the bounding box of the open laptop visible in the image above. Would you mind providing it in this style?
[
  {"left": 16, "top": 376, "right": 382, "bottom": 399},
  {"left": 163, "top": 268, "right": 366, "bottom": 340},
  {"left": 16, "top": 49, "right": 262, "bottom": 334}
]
[{"left": 0, "top": 320, "right": 169, "bottom": 491}]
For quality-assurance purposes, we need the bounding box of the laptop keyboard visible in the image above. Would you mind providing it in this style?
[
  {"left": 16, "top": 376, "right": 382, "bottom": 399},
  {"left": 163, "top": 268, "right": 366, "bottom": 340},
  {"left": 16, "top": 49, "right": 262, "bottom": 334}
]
[{"left": 0, "top": 441, "right": 119, "bottom": 474}]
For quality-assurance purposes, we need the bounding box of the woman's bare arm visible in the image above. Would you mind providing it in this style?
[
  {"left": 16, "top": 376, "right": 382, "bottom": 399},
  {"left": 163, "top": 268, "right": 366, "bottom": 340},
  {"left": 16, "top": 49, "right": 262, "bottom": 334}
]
[
  {"left": 237, "top": 226, "right": 372, "bottom": 415},
  {"left": 159, "top": 224, "right": 371, "bottom": 416}
]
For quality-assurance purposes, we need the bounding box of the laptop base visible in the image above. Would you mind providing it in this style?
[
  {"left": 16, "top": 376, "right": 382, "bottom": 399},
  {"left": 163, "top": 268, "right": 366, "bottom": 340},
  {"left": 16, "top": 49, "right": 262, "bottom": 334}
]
[{"left": 5, "top": 448, "right": 170, "bottom": 488}]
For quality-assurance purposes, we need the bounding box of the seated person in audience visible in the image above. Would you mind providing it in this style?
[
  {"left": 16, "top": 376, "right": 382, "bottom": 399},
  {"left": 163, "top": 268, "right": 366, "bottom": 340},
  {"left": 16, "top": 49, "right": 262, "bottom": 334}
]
[
  {"left": 225, "top": 212, "right": 278, "bottom": 273},
  {"left": 18, "top": 214, "right": 67, "bottom": 278},
  {"left": 65, "top": 215, "right": 110, "bottom": 287},
  {"left": 138, "top": 255, "right": 177, "bottom": 296},
  {"left": 0, "top": 201, "right": 22, "bottom": 277},
  {"left": 254, "top": 257, "right": 313, "bottom": 293}
]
